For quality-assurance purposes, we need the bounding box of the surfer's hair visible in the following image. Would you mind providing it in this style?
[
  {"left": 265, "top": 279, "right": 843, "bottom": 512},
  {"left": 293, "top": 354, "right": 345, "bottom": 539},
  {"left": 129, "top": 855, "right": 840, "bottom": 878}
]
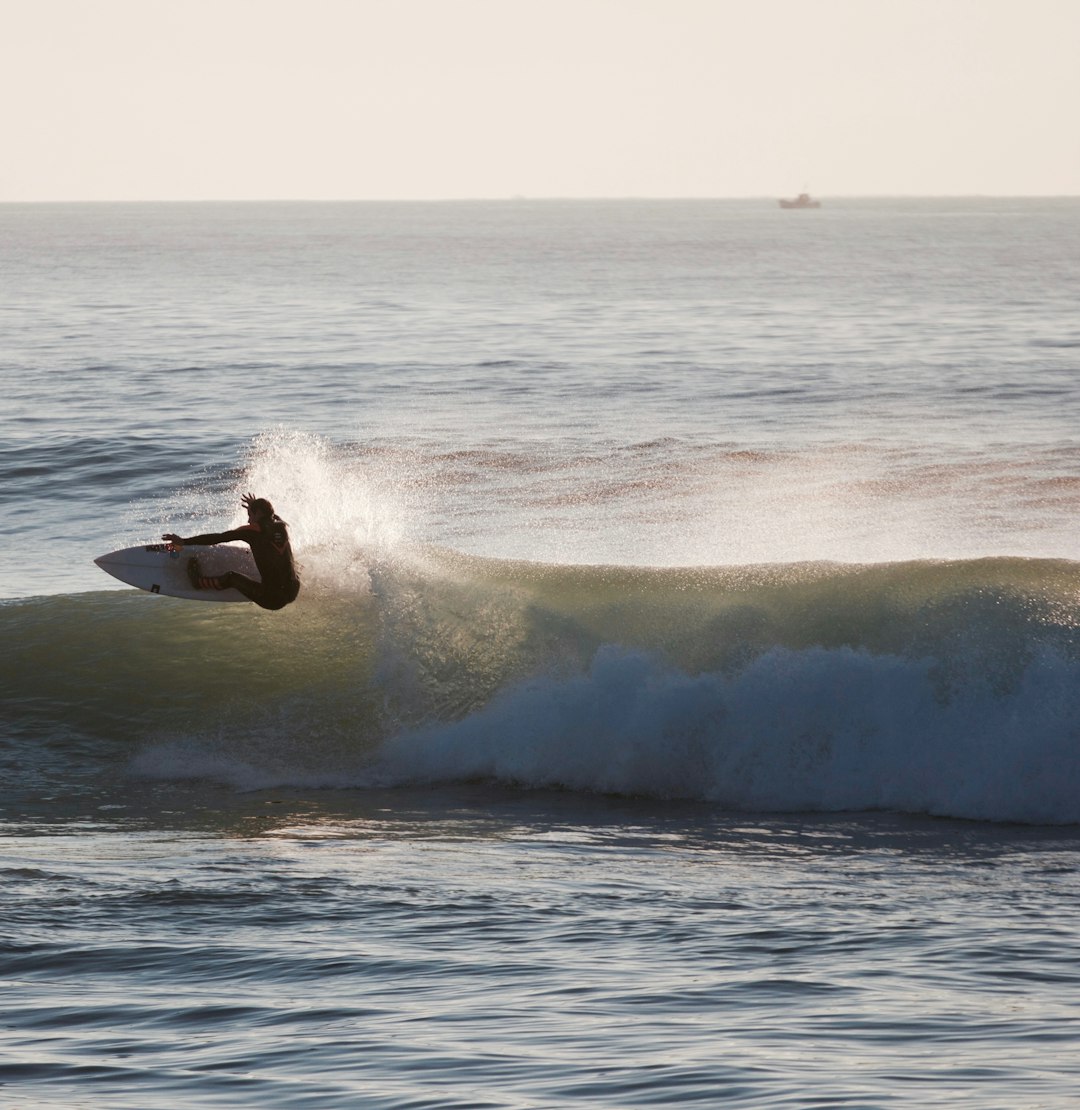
[{"left": 248, "top": 497, "right": 275, "bottom": 519}]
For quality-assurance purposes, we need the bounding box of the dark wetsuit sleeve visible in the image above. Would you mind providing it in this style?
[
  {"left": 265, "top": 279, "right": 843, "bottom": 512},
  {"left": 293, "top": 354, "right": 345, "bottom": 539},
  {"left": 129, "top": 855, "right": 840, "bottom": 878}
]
[{"left": 180, "top": 526, "right": 254, "bottom": 546}]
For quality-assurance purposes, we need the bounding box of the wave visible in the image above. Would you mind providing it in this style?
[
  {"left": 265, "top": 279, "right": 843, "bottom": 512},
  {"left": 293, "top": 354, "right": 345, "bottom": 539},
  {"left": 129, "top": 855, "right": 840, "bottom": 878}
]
[{"left": 4, "top": 551, "right": 1080, "bottom": 823}]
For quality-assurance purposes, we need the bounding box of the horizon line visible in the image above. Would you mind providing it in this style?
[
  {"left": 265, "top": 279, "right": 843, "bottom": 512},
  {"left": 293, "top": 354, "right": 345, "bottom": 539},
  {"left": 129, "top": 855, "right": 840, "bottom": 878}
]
[{"left": 1, "top": 192, "right": 1078, "bottom": 205}]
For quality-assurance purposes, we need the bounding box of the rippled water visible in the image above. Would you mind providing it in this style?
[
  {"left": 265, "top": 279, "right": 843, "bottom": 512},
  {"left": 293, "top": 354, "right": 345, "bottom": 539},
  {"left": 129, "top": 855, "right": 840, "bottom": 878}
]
[
  {"left": 5, "top": 791, "right": 1080, "bottom": 1108},
  {"left": 4, "top": 198, "right": 1080, "bottom": 1106},
  {"left": 4, "top": 198, "right": 1080, "bottom": 594}
]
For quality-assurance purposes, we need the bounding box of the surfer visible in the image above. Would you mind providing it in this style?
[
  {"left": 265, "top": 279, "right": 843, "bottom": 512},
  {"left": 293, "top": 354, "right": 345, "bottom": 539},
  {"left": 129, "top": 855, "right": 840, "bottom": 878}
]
[{"left": 162, "top": 493, "right": 301, "bottom": 611}]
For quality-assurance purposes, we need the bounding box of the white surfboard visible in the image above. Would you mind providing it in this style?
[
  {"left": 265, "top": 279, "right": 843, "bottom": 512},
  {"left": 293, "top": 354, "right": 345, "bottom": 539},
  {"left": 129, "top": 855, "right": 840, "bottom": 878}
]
[{"left": 94, "top": 543, "right": 259, "bottom": 603}]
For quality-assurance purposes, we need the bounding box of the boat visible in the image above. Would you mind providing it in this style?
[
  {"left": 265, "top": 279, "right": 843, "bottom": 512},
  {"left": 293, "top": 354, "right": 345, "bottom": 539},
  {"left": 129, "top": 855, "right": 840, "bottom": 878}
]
[{"left": 778, "top": 192, "right": 821, "bottom": 209}]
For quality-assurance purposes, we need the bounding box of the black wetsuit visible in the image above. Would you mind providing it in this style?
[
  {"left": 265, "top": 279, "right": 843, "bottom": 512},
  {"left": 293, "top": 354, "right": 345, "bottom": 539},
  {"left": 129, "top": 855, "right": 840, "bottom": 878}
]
[{"left": 183, "top": 518, "right": 301, "bottom": 610}]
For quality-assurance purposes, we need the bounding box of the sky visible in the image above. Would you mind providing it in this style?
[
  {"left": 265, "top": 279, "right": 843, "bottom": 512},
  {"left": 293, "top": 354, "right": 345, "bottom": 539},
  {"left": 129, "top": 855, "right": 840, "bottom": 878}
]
[{"left": 2, "top": 0, "right": 1078, "bottom": 201}]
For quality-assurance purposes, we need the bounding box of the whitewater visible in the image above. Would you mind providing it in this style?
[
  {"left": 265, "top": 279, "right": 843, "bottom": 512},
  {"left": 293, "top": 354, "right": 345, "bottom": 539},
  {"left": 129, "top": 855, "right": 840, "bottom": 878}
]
[{"left": 3, "top": 198, "right": 1080, "bottom": 1107}]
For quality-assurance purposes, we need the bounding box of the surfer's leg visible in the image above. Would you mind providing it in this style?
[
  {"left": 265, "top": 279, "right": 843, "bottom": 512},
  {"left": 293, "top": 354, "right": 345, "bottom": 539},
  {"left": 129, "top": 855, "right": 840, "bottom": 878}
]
[
  {"left": 219, "top": 571, "right": 275, "bottom": 607},
  {"left": 220, "top": 572, "right": 298, "bottom": 611}
]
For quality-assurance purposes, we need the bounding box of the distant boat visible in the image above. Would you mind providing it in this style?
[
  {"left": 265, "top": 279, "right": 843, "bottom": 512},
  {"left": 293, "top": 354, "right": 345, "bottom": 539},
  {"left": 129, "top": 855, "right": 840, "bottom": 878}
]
[{"left": 778, "top": 192, "right": 821, "bottom": 209}]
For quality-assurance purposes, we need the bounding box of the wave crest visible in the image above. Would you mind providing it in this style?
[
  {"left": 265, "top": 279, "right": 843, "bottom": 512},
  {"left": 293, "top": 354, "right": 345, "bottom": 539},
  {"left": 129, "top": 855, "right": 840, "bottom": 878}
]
[{"left": 5, "top": 552, "right": 1080, "bottom": 823}]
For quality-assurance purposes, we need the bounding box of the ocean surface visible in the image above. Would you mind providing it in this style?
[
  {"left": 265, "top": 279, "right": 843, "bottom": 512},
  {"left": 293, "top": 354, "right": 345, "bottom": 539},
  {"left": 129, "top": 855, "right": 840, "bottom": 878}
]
[{"left": 3, "top": 197, "right": 1080, "bottom": 1106}]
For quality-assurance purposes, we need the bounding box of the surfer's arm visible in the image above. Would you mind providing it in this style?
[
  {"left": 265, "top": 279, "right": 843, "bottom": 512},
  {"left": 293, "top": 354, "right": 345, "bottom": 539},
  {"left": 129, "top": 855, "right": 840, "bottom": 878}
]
[{"left": 162, "top": 526, "right": 255, "bottom": 547}]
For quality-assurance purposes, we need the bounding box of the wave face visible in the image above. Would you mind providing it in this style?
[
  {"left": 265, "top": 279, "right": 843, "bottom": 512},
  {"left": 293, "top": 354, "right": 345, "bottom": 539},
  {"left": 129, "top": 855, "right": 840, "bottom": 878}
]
[{"left": 5, "top": 552, "right": 1080, "bottom": 824}]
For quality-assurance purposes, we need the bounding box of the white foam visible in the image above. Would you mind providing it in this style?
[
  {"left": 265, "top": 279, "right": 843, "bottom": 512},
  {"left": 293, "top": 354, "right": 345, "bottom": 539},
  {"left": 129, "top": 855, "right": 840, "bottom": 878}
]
[
  {"left": 373, "top": 644, "right": 1080, "bottom": 824},
  {"left": 129, "top": 640, "right": 1080, "bottom": 823}
]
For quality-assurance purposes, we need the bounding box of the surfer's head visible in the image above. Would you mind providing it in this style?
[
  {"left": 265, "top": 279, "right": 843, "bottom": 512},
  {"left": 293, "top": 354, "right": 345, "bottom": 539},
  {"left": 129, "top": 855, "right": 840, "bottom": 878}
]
[{"left": 242, "top": 493, "right": 275, "bottom": 522}]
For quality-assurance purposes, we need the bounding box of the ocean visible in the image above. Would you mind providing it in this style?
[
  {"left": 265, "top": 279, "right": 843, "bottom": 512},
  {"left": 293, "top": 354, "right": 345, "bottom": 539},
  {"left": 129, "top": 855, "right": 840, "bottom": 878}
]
[{"left": 3, "top": 197, "right": 1080, "bottom": 1106}]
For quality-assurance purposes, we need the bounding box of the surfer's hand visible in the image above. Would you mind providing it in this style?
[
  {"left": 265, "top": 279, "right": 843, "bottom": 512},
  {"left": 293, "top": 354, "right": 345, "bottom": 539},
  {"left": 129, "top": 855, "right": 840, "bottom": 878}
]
[{"left": 162, "top": 533, "right": 183, "bottom": 547}]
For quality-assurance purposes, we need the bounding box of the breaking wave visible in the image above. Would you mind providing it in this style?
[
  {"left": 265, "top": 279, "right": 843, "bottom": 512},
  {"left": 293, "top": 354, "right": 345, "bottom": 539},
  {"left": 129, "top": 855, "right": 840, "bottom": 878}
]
[{"left": 4, "top": 550, "right": 1080, "bottom": 824}]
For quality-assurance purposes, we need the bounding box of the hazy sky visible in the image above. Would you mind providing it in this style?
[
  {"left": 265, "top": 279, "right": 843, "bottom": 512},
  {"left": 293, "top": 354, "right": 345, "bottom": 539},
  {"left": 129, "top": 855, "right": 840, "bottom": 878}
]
[{"left": 3, "top": 0, "right": 1078, "bottom": 200}]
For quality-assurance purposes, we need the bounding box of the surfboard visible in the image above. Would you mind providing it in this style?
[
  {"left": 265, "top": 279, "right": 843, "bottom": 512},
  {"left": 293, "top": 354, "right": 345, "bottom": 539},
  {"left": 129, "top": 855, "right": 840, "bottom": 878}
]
[{"left": 93, "top": 543, "right": 259, "bottom": 603}]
